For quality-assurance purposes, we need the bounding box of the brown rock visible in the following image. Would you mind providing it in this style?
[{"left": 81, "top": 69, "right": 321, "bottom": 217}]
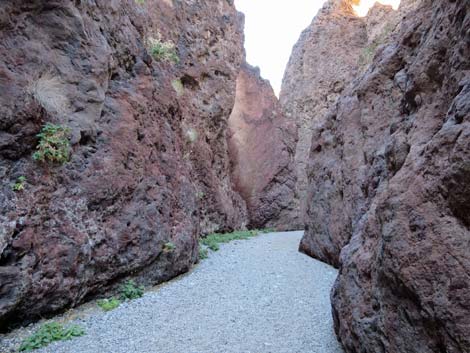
[
  {"left": 331, "top": 1, "right": 470, "bottom": 351},
  {"left": 280, "top": 0, "right": 368, "bottom": 227},
  {"left": 0, "top": 0, "right": 247, "bottom": 329},
  {"left": 228, "top": 63, "right": 299, "bottom": 230},
  {"left": 283, "top": 0, "right": 470, "bottom": 351},
  {"left": 281, "top": 0, "right": 418, "bottom": 267}
]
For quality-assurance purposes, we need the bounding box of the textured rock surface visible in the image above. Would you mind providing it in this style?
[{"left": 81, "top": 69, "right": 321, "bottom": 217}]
[
  {"left": 282, "top": 0, "right": 418, "bottom": 266},
  {"left": 228, "top": 63, "right": 299, "bottom": 230},
  {"left": 332, "top": 1, "right": 470, "bottom": 351},
  {"left": 0, "top": 0, "right": 247, "bottom": 329},
  {"left": 283, "top": 0, "right": 470, "bottom": 351},
  {"left": 280, "top": 0, "right": 367, "bottom": 222},
  {"left": 280, "top": 0, "right": 417, "bottom": 235}
]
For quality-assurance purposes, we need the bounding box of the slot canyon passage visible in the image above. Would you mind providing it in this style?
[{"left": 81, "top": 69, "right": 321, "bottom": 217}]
[{"left": 0, "top": 0, "right": 468, "bottom": 352}]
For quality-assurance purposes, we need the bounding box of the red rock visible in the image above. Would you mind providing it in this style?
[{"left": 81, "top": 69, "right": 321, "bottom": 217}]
[
  {"left": 282, "top": 0, "right": 470, "bottom": 351},
  {"left": 0, "top": 0, "right": 247, "bottom": 329},
  {"left": 228, "top": 63, "right": 299, "bottom": 230}
]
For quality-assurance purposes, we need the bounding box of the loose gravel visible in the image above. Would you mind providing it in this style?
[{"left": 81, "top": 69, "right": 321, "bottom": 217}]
[{"left": 0, "top": 231, "right": 343, "bottom": 353}]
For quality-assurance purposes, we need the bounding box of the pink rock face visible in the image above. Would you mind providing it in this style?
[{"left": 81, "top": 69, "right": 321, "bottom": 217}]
[
  {"left": 283, "top": 0, "right": 470, "bottom": 351},
  {"left": 228, "top": 63, "right": 299, "bottom": 230},
  {"left": 331, "top": 2, "right": 470, "bottom": 351},
  {"left": 280, "top": 0, "right": 367, "bottom": 224},
  {"left": 0, "top": 0, "right": 247, "bottom": 329},
  {"left": 282, "top": 0, "right": 418, "bottom": 266}
]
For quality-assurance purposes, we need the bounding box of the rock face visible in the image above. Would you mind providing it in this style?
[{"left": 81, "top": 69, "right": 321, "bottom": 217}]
[
  {"left": 283, "top": 0, "right": 470, "bottom": 351},
  {"left": 280, "top": 0, "right": 367, "bottom": 223},
  {"left": 282, "top": 0, "right": 417, "bottom": 266},
  {"left": 228, "top": 63, "right": 299, "bottom": 230},
  {"left": 0, "top": 0, "right": 248, "bottom": 329}
]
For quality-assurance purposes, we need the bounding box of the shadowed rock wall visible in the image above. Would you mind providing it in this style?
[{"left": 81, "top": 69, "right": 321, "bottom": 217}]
[
  {"left": 282, "top": 0, "right": 418, "bottom": 266},
  {"left": 282, "top": 0, "right": 470, "bottom": 351},
  {"left": 0, "top": 0, "right": 247, "bottom": 329},
  {"left": 228, "top": 63, "right": 299, "bottom": 230}
]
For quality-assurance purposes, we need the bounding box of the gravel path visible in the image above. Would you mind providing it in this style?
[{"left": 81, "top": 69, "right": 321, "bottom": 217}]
[{"left": 1, "top": 231, "right": 343, "bottom": 353}]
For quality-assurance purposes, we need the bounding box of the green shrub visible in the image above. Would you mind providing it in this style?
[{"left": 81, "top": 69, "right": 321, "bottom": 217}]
[
  {"left": 195, "top": 191, "right": 205, "bottom": 200},
  {"left": 135, "top": 0, "right": 145, "bottom": 4},
  {"left": 259, "top": 228, "right": 275, "bottom": 234},
  {"left": 119, "top": 280, "right": 144, "bottom": 301},
  {"left": 359, "top": 24, "right": 394, "bottom": 66},
  {"left": 200, "top": 230, "right": 260, "bottom": 252},
  {"left": 198, "top": 246, "right": 209, "bottom": 260},
  {"left": 171, "top": 79, "right": 184, "bottom": 96},
  {"left": 147, "top": 35, "right": 179, "bottom": 64},
  {"left": 32, "top": 123, "right": 71, "bottom": 164},
  {"left": 163, "top": 241, "right": 176, "bottom": 253},
  {"left": 97, "top": 297, "right": 121, "bottom": 312},
  {"left": 12, "top": 176, "right": 26, "bottom": 192},
  {"left": 185, "top": 128, "right": 198, "bottom": 143},
  {"left": 19, "top": 322, "right": 85, "bottom": 351}
]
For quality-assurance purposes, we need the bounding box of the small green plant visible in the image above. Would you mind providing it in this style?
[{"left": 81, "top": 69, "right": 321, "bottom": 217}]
[
  {"left": 200, "top": 230, "right": 260, "bottom": 252},
  {"left": 12, "top": 176, "right": 27, "bottom": 192},
  {"left": 147, "top": 34, "right": 179, "bottom": 64},
  {"left": 198, "top": 245, "right": 209, "bottom": 260},
  {"left": 172, "top": 79, "right": 184, "bottom": 96},
  {"left": 119, "top": 280, "right": 144, "bottom": 301},
  {"left": 259, "top": 228, "right": 275, "bottom": 234},
  {"left": 358, "top": 23, "right": 394, "bottom": 67},
  {"left": 135, "top": 0, "right": 145, "bottom": 4},
  {"left": 19, "top": 322, "right": 85, "bottom": 351},
  {"left": 163, "top": 241, "right": 176, "bottom": 253},
  {"left": 97, "top": 297, "right": 121, "bottom": 312},
  {"left": 32, "top": 123, "right": 71, "bottom": 164},
  {"left": 185, "top": 128, "right": 198, "bottom": 143},
  {"left": 195, "top": 191, "right": 205, "bottom": 200}
]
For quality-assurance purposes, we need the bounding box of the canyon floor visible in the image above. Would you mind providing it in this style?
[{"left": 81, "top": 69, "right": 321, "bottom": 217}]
[{"left": 0, "top": 231, "right": 343, "bottom": 353}]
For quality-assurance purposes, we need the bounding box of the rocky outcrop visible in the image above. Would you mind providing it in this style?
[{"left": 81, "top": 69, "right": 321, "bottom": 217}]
[
  {"left": 282, "top": 0, "right": 418, "bottom": 266},
  {"left": 228, "top": 63, "right": 299, "bottom": 230},
  {"left": 283, "top": 0, "right": 470, "bottom": 351},
  {"left": 0, "top": 0, "right": 247, "bottom": 330},
  {"left": 331, "top": 1, "right": 470, "bottom": 351},
  {"left": 280, "top": 0, "right": 367, "bottom": 223}
]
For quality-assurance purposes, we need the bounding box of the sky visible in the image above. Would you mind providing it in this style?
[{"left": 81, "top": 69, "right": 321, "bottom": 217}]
[
  {"left": 234, "top": 0, "right": 401, "bottom": 96},
  {"left": 235, "top": 0, "right": 326, "bottom": 96}
]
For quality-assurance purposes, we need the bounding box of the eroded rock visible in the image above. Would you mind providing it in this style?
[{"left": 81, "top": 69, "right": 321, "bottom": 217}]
[
  {"left": 228, "top": 63, "right": 299, "bottom": 230},
  {"left": 0, "top": 0, "right": 247, "bottom": 329},
  {"left": 331, "top": 1, "right": 470, "bottom": 350},
  {"left": 282, "top": 0, "right": 470, "bottom": 351}
]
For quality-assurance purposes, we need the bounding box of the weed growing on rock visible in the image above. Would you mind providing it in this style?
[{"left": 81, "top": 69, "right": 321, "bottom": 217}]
[
  {"left": 200, "top": 230, "right": 260, "bottom": 252},
  {"left": 259, "top": 228, "right": 275, "bottom": 234},
  {"left": 198, "top": 246, "right": 209, "bottom": 260},
  {"left": 32, "top": 123, "right": 71, "bottom": 165},
  {"left": 12, "top": 176, "right": 27, "bottom": 192},
  {"left": 163, "top": 241, "right": 176, "bottom": 253},
  {"left": 172, "top": 79, "right": 184, "bottom": 96},
  {"left": 185, "top": 128, "right": 198, "bottom": 143},
  {"left": 148, "top": 35, "right": 179, "bottom": 64},
  {"left": 359, "top": 23, "right": 395, "bottom": 66},
  {"left": 195, "top": 191, "right": 205, "bottom": 200},
  {"left": 97, "top": 298, "right": 121, "bottom": 312},
  {"left": 119, "top": 280, "right": 144, "bottom": 301},
  {"left": 135, "top": 0, "right": 145, "bottom": 4},
  {"left": 19, "top": 322, "right": 85, "bottom": 351}
]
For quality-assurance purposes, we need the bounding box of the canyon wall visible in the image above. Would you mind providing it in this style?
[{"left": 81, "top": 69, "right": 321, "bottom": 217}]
[
  {"left": 282, "top": 0, "right": 470, "bottom": 351},
  {"left": 280, "top": 0, "right": 366, "bottom": 224},
  {"left": 281, "top": 0, "right": 418, "bottom": 265},
  {"left": 228, "top": 63, "right": 299, "bottom": 230},
  {"left": 0, "top": 0, "right": 250, "bottom": 329}
]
